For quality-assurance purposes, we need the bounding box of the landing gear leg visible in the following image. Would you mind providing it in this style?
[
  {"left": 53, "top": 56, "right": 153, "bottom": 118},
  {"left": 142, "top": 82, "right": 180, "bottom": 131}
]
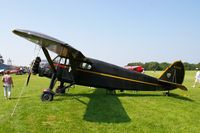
[
  {"left": 56, "top": 82, "right": 65, "bottom": 94},
  {"left": 56, "top": 82, "right": 74, "bottom": 94},
  {"left": 106, "top": 89, "right": 116, "bottom": 95},
  {"left": 163, "top": 90, "right": 170, "bottom": 96},
  {"left": 41, "top": 73, "right": 56, "bottom": 101}
]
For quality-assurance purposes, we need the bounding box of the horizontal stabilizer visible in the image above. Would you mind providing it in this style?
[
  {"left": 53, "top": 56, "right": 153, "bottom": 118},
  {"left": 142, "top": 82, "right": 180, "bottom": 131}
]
[{"left": 158, "top": 79, "right": 187, "bottom": 91}]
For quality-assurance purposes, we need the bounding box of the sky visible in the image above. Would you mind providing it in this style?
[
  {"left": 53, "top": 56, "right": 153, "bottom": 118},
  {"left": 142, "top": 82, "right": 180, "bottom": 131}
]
[{"left": 0, "top": 0, "right": 200, "bottom": 66}]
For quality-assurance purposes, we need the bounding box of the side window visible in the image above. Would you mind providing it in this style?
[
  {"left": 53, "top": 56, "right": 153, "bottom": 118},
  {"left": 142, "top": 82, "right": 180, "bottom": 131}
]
[
  {"left": 60, "top": 58, "right": 65, "bottom": 65},
  {"left": 53, "top": 56, "right": 69, "bottom": 66},
  {"left": 66, "top": 59, "right": 70, "bottom": 65},
  {"left": 80, "top": 62, "right": 92, "bottom": 70},
  {"left": 53, "top": 56, "right": 61, "bottom": 63}
]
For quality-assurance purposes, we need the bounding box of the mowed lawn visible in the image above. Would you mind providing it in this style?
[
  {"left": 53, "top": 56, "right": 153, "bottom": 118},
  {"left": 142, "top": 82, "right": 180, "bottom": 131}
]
[{"left": 0, "top": 71, "right": 200, "bottom": 132}]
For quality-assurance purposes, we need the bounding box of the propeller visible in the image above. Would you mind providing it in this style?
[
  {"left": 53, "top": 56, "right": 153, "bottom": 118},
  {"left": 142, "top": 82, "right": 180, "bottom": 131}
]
[
  {"left": 26, "top": 72, "right": 31, "bottom": 86},
  {"left": 26, "top": 57, "right": 41, "bottom": 86}
]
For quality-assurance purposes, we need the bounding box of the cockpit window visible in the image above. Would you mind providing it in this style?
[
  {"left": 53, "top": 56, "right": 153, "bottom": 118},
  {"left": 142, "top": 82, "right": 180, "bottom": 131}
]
[
  {"left": 66, "top": 59, "right": 70, "bottom": 65},
  {"left": 60, "top": 58, "right": 65, "bottom": 65},
  {"left": 53, "top": 56, "right": 69, "bottom": 65},
  {"left": 53, "top": 56, "right": 61, "bottom": 63}
]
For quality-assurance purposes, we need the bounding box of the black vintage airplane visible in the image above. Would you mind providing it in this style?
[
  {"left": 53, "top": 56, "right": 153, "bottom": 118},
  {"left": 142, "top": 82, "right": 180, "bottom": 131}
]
[{"left": 13, "top": 29, "right": 187, "bottom": 101}]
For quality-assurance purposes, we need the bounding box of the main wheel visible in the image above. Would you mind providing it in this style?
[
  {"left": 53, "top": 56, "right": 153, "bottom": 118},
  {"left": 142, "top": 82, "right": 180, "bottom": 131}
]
[{"left": 41, "top": 92, "right": 54, "bottom": 101}]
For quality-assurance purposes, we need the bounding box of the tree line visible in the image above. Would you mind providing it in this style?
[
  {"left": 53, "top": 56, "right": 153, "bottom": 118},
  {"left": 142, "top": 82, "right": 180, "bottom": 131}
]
[
  {"left": 0, "top": 54, "right": 4, "bottom": 64},
  {"left": 127, "top": 62, "right": 200, "bottom": 71}
]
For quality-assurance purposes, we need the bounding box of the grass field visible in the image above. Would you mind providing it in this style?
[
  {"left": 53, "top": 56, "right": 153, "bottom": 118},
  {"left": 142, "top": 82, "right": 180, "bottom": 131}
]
[{"left": 0, "top": 71, "right": 200, "bottom": 132}]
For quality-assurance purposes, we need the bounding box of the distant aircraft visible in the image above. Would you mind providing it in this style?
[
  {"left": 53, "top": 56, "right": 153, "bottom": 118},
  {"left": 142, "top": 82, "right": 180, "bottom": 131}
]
[
  {"left": 124, "top": 65, "right": 144, "bottom": 73},
  {"left": 0, "top": 63, "right": 27, "bottom": 75},
  {"left": 13, "top": 29, "right": 187, "bottom": 101}
]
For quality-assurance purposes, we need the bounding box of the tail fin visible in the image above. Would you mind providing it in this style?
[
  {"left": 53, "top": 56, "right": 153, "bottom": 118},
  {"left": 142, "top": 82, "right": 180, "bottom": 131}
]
[{"left": 159, "top": 61, "right": 187, "bottom": 91}]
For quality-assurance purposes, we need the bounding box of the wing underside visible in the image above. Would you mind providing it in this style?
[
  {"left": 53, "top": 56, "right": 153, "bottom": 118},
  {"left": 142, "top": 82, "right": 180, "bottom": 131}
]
[{"left": 13, "top": 29, "right": 86, "bottom": 60}]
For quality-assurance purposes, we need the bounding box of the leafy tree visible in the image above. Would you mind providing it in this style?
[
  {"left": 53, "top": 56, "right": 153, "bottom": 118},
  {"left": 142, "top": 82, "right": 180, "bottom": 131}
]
[
  {"left": 127, "top": 61, "right": 200, "bottom": 70},
  {"left": 144, "top": 62, "right": 160, "bottom": 71},
  {"left": 127, "top": 62, "right": 144, "bottom": 66},
  {"left": 183, "top": 62, "right": 196, "bottom": 70},
  {"left": 196, "top": 63, "right": 200, "bottom": 70},
  {"left": 159, "top": 62, "right": 170, "bottom": 71},
  {"left": 0, "top": 54, "right": 4, "bottom": 64}
]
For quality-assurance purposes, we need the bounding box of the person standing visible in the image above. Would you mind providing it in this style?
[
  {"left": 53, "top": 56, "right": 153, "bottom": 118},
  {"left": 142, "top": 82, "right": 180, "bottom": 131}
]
[
  {"left": 192, "top": 71, "right": 200, "bottom": 88},
  {"left": 2, "top": 71, "right": 14, "bottom": 99}
]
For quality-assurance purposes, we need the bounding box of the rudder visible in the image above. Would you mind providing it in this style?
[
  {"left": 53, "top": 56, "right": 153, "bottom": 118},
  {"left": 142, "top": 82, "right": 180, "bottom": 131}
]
[{"left": 159, "top": 61, "right": 185, "bottom": 84}]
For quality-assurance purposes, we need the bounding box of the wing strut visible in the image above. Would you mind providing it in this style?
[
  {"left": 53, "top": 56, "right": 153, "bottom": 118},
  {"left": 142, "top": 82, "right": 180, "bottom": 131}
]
[{"left": 41, "top": 47, "right": 56, "bottom": 73}]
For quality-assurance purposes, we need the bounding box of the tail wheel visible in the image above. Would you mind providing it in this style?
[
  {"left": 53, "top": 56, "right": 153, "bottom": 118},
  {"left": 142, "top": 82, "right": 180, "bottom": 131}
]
[
  {"left": 163, "top": 91, "right": 170, "bottom": 96},
  {"left": 41, "top": 92, "right": 54, "bottom": 101}
]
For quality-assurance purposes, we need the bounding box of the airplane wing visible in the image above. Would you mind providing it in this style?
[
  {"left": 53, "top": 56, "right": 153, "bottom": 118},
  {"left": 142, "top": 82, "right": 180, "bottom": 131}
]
[{"left": 13, "top": 29, "right": 87, "bottom": 61}]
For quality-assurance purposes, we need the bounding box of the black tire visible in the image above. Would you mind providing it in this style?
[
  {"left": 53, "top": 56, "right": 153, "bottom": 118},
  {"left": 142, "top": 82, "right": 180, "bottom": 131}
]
[{"left": 41, "top": 92, "right": 54, "bottom": 101}]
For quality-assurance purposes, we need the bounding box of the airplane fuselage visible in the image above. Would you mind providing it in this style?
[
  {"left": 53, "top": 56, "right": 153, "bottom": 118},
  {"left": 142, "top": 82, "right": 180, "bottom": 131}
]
[
  {"left": 39, "top": 57, "right": 166, "bottom": 91},
  {"left": 76, "top": 58, "right": 163, "bottom": 91}
]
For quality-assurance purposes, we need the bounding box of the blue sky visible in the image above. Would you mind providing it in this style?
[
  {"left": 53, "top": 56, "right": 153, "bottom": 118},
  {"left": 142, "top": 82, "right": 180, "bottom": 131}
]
[{"left": 0, "top": 0, "right": 200, "bottom": 66}]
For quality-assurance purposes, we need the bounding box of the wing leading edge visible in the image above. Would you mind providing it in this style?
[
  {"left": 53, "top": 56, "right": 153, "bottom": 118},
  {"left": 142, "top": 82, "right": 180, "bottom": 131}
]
[{"left": 13, "top": 29, "right": 86, "bottom": 61}]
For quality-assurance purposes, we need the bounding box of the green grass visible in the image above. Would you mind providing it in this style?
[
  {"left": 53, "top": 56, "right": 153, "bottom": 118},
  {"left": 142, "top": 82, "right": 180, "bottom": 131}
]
[{"left": 0, "top": 71, "right": 200, "bottom": 132}]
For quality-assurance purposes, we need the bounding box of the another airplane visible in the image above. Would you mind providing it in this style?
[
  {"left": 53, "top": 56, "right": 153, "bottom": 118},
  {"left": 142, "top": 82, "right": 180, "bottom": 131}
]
[
  {"left": 13, "top": 29, "right": 187, "bottom": 101},
  {"left": 0, "top": 63, "right": 25, "bottom": 75},
  {"left": 124, "top": 65, "right": 144, "bottom": 73}
]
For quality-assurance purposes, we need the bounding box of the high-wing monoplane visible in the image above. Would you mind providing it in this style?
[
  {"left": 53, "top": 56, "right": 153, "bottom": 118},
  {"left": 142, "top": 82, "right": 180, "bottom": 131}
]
[{"left": 13, "top": 29, "right": 187, "bottom": 101}]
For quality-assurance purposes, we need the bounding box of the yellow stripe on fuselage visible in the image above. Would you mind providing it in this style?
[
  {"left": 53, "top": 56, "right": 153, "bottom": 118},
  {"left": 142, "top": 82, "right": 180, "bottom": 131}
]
[{"left": 77, "top": 69, "right": 160, "bottom": 87}]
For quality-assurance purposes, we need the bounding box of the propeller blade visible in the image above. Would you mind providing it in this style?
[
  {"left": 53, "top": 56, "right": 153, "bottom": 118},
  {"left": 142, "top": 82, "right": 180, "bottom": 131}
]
[
  {"left": 26, "top": 72, "right": 31, "bottom": 86},
  {"left": 26, "top": 56, "right": 41, "bottom": 86}
]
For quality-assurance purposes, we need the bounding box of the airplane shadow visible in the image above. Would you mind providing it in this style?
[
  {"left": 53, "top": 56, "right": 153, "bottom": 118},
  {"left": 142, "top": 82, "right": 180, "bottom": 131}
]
[
  {"left": 55, "top": 89, "right": 193, "bottom": 123},
  {"left": 55, "top": 89, "right": 131, "bottom": 123},
  {"left": 117, "top": 92, "right": 193, "bottom": 102},
  {"left": 116, "top": 93, "right": 162, "bottom": 97},
  {"left": 83, "top": 89, "right": 131, "bottom": 123},
  {"left": 168, "top": 93, "right": 194, "bottom": 102},
  {"left": 117, "top": 92, "right": 192, "bottom": 100}
]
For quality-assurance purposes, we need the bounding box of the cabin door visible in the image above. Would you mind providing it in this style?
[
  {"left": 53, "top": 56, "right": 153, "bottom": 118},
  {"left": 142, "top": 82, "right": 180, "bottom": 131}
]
[{"left": 54, "top": 56, "right": 74, "bottom": 83}]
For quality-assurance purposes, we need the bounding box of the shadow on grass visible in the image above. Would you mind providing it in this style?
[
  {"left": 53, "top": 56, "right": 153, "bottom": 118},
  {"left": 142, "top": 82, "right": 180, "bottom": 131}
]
[
  {"left": 117, "top": 92, "right": 193, "bottom": 102},
  {"left": 55, "top": 89, "right": 193, "bottom": 123},
  {"left": 9, "top": 96, "right": 29, "bottom": 100},
  {"left": 83, "top": 89, "right": 131, "bottom": 123},
  {"left": 55, "top": 89, "right": 131, "bottom": 123},
  {"left": 169, "top": 93, "right": 194, "bottom": 102},
  {"left": 117, "top": 92, "right": 193, "bottom": 101},
  {"left": 116, "top": 93, "right": 162, "bottom": 97}
]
